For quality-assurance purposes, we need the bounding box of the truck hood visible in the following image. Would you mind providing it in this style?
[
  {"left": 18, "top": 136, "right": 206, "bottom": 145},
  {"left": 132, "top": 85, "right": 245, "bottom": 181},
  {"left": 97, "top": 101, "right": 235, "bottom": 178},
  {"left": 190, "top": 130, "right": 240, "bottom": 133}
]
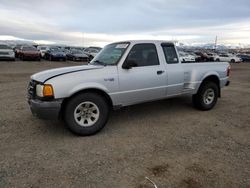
[{"left": 31, "top": 65, "right": 103, "bottom": 83}]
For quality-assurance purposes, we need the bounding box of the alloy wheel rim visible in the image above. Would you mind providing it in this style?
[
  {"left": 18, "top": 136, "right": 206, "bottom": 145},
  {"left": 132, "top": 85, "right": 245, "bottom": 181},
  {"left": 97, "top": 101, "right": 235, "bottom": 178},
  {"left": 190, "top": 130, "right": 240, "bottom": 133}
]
[
  {"left": 74, "top": 101, "right": 100, "bottom": 127},
  {"left": 203, "top": 88, "right": 215, "bottom": 105}
]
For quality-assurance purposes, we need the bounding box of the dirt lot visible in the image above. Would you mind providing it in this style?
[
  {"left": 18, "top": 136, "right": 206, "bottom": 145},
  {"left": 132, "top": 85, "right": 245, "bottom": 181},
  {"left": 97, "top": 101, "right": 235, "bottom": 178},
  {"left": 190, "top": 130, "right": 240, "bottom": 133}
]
[{"left": 0, "top": 60, "right": 249, "bottom": 188}]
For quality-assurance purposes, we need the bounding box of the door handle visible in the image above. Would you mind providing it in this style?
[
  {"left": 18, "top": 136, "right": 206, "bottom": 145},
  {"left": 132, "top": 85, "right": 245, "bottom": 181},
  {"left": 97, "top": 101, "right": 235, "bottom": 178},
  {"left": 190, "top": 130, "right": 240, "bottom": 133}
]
[{"left": 157, "top": 70, "right": 165, "bottom": 75}]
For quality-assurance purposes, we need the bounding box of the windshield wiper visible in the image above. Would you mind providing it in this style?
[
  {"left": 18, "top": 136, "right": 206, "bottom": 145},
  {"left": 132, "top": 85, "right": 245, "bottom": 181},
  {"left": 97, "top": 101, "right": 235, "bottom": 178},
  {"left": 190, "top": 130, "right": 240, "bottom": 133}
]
[{"left": 91, "top": 60, "right": 107, "bottom": 66}]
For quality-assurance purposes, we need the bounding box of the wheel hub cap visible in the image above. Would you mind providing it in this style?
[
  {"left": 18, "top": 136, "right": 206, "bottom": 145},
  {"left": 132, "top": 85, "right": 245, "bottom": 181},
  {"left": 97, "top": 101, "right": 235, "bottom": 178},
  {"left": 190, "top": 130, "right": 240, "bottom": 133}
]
[
  {"left": 203, "top": 88, "right": 215, "bottom": 105},
  {"left": 74, "top": 102, "right": 100, "bottom": 127}
]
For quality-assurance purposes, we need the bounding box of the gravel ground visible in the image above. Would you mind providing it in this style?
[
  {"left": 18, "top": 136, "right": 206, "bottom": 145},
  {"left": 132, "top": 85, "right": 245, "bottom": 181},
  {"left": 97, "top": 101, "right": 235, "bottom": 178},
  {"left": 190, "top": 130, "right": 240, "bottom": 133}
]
[{"left": 0, "top": 60, "right": 249, "bottom": 188}]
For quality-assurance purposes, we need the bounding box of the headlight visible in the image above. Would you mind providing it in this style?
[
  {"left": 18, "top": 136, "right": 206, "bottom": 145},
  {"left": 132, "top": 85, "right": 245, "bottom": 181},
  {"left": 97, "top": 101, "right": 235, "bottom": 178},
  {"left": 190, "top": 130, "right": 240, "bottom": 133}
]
[
  {"left": 36, "top": 84, "right": 54, "bottom": 97},
  {"left": 36, "top": 84, "right": 44, "bottom": 97}
]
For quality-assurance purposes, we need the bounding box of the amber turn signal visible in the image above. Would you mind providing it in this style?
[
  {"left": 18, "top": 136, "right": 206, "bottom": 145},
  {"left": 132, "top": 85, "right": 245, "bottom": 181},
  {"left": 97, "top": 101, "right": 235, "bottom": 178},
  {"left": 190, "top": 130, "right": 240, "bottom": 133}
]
[{"left": 43, "top": 84, "right": 54, "bottom": 97}]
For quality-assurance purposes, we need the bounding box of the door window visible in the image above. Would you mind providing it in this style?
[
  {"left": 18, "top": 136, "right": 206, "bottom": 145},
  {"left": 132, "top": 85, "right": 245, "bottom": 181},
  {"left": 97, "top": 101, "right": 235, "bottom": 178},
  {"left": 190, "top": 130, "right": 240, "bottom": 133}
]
[{"left": 125, "top": 44, "right": 159, "bottom": 67}]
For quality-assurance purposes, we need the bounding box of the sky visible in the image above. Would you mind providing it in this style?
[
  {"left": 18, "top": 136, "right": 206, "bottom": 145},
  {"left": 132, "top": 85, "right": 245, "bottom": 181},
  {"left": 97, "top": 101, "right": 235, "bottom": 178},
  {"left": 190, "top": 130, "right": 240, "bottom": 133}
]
[{"left": 0, "top": 0, "right": 250, "bottom": 47}]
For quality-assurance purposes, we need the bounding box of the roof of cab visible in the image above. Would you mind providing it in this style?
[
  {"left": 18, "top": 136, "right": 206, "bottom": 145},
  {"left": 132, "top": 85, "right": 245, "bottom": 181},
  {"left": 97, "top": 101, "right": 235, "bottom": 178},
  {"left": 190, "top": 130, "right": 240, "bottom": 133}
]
[{"left": 111, "top": 40, "right": 175, "bottom": 45}]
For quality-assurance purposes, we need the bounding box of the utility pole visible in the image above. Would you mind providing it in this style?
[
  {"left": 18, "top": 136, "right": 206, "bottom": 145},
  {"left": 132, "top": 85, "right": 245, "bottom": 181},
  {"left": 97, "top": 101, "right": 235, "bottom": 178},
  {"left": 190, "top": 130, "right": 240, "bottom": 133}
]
[
  {"left": 214, "top": 36, "right": 218, "bottom": 52},
  {"left": 82, "top": 32, "right": 84, "bottom": 47}
]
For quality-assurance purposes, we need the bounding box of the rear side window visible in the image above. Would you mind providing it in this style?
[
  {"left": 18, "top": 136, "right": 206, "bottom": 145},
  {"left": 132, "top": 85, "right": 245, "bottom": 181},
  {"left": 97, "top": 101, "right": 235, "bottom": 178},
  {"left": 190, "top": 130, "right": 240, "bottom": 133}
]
[
  {"left": 162, "top": 43, "right": 179, "bottom": 64},
  {"left": 125, "top": 43, "right": 159, "bottom": 67}
]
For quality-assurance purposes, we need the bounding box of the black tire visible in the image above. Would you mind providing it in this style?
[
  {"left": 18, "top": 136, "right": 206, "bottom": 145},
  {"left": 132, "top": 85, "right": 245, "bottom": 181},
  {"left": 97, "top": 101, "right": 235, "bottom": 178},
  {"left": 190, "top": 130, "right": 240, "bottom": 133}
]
[
  {"left": 49, "top": 55, "right": 52, "bottom": 61},
  {"left": 216, "top": 58, "right": 220, "bottom": 62},
  {"left": 192, "top": 82, "right": 219, "bottom": 111},
  {"left": 89, "top": 55, "right": 94, "bottom": 61},
  {"left": 64, "top": 92, "right": 110, "bottom": 136},
  {"left": 231, "top": 59, "right": 235, "bottom": 63}
]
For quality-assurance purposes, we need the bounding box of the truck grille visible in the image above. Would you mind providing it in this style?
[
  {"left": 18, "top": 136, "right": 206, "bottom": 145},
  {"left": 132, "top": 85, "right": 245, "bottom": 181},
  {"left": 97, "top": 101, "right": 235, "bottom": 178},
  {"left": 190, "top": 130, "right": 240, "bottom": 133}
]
[
  {"left": 27, "top": 80, "right": 37, "bottom": 100},
  {"left": 0, "top": 52, "right": 9, "bottom": 55}
]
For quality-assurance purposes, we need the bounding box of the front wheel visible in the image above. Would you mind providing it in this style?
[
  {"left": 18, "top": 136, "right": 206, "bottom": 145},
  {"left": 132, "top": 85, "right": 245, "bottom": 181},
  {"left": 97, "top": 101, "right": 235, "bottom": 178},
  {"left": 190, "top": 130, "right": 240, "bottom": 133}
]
[
  {"left": 64, "top": 93, "right": 110, "bottom": 136},
  {"left": 192, "top": 82, "right": 219, "bottom": 111},
  {"left": 230, "top": 59, "right": 235, "bottom": 63}
]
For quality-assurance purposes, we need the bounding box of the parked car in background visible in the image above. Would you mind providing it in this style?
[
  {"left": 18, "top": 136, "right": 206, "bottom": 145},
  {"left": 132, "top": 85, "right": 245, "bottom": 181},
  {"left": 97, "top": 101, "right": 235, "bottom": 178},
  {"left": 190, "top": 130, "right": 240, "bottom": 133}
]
[
  {"left": 44, "top": 47, "right": 66, "bottom": 61},
  {"left": 71, "top": 47, "right": 86, "bottom": 51},
  {"left": 66, "top": 50, "right": 89, "bottom": 62},
  {"left": 0, "top": 44, "right": 15, "bottom": 61},
  {"left": 189, "top": 52, "right": 202, "bottom": 62},
  {"left": 217, "top": 54, "right": 242, "bottom": 63},
  {"left": 19, "top": 46, "right": 41, "bottom": 61},
  {"left": 207, "top": 53, "right": 219, "bottom": 62},
  {"left": 83, "top": 47, "right": 102, "bottom": 60},
  {"left": 195, "top": 52, "right": 213, "bottom": 62},
  {"left": 237, "top": 54, "right": 250, "bottom": 62},
  {"left": 14, "top": 44, "right": 23, "bottom": 58},
  {"left": 37, "top": 46, "right": 48, "bottom": 58},
  {"left": 179, "top": 51, "right": 196, "bottom": 62}
]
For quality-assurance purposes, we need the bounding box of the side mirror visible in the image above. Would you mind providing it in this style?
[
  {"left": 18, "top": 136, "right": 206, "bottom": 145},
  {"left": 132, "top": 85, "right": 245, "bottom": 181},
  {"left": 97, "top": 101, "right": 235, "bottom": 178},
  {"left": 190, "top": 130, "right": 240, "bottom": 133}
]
[{"left": 122, "top": 60, "right": 137, "bottom": 69}]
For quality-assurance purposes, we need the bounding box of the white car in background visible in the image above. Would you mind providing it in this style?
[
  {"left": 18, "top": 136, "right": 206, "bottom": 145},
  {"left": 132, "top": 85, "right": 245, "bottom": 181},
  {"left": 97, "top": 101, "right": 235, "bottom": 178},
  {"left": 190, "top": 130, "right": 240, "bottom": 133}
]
[
  {"left": 179, "top": 51, "right": 196, "bottom": 62},
  {"left": 0, "top": 44, "right": 15, "bottom": 61},
  {"left": 37, "top": 46, "right": 48, "bottom": 57},
  {"left": 207, "top": 53, "right": 220, "bottom": 62},
  {"left": 83, "top": 47, "right": 102, "bottom": 60},
  {"left": 217, "top": 53, "right": 242, "bottom": 63}
]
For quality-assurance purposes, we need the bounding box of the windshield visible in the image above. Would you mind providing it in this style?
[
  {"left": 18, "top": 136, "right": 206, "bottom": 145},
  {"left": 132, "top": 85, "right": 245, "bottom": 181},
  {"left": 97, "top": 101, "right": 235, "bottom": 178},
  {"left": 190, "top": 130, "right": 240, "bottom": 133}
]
[
  {"left": 72, "top": 50, "right": 83, "bottom": 54},
  {"left": 0, "top": 45, "right": 12, "bottom": 50},
  {"left": 50, "top": 47, "right": 61, "bottom": 52},
  {"left": 23, "top": 46, "right": 37, "bottom": 51},
  {"left": 179, "top": 52, "right": 186, "bottom": 56},
  {"left": 90, "top": 43, "right": 129, "bottom": 66}
]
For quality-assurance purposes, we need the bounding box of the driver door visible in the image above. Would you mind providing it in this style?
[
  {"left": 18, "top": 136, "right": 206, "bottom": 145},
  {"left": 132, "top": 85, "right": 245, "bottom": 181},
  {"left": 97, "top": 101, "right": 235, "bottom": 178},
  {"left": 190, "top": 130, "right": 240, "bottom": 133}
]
[{"left": 117, "top": 43, "right": 167, "bottom": 106}]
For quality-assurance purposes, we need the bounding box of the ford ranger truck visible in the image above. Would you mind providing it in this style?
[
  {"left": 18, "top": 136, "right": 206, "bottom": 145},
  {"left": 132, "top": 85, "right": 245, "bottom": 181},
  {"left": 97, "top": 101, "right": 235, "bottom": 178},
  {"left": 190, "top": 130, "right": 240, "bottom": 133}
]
[{"left": 27, "top": 40, "right": 230, "bottom": 136}]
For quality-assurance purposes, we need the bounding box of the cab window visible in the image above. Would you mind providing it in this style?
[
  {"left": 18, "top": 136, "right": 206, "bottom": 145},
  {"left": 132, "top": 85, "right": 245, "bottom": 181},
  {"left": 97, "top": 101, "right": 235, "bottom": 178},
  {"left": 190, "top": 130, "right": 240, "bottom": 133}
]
[
  {"left": 161, "top": 43, "right": 179, "bottom": 64},
  {"left": 125, "top": 44, "right": 159, "bottom": 67}
]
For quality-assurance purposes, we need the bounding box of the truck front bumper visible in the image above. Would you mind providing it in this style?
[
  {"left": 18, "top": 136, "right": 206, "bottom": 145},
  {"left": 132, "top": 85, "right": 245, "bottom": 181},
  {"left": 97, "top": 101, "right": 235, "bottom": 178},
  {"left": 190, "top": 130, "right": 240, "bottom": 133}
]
[
  {"left": 29, "top": 99, "right": 63, "bottom": 120},
  {"left": 226, "top": 81, "right": 230, "bottom": 86}
]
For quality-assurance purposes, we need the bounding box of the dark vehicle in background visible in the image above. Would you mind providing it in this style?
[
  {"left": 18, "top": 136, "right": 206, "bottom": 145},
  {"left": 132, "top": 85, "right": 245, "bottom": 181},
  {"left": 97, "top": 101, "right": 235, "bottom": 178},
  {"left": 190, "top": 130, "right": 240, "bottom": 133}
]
[
  {"left": 44, "top": 47, "right": 66, "bottom": 61},
  {"left": 14, "top": 44, "right": 23, "bottom": 58},
  {"left": 0, "top": 44, "right": 15, "bottom": 61},
  {"left": 195, "top": 52, "right": 213, "bottom": 62},
  {"left": 237, "top": 54, "right": 250, "bottom": 62},
  {"left": 83, "top": 47, "right": 102, "bottom": 60},
  {"left": 66, "top": 50, "right": 89, "bottom": 61},
  {"left": 19, "top": 46, "right": 41, "bottom": 61}
]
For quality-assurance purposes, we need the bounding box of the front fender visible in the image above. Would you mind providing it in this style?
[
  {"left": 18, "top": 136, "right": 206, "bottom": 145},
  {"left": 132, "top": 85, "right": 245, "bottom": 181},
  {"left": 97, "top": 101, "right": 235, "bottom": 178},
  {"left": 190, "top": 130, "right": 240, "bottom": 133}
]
[{"left": 69, "top": 82, "right": 110, "bottom": 97}]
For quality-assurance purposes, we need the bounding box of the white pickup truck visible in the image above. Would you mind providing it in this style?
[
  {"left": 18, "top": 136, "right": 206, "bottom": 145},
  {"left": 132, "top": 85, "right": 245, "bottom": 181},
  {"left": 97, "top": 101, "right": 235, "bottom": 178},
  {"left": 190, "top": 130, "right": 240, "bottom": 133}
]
[{"left": 28, "top": 40, "right": 230, "bottom": 136}]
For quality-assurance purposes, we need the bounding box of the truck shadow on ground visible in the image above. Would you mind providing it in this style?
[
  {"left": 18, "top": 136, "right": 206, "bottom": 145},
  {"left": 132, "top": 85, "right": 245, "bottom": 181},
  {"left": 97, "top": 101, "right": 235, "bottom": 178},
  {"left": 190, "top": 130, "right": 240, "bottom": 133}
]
[{"left": 40, "top": 96, "right": 194, "bottom": 137}]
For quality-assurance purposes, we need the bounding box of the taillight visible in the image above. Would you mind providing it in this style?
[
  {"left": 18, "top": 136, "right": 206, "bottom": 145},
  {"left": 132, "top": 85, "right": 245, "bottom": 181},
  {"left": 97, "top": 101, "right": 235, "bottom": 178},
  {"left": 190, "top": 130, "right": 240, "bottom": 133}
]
[{"left": 227, "top": 66, "right": 231, "bottom": 77}]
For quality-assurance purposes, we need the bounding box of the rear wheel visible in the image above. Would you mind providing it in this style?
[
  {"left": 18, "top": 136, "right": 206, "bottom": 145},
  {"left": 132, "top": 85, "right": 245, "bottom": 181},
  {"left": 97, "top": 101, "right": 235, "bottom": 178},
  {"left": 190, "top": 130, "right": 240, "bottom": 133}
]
[
  {"left": 230, "top": 59, "right": 235, "bottom": 63},
  {"left": 64, "top": 93, "right": 110, "bottom": 136},
  {"left": 192, "top": 82, "right": 219, "bottom": 111}
]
